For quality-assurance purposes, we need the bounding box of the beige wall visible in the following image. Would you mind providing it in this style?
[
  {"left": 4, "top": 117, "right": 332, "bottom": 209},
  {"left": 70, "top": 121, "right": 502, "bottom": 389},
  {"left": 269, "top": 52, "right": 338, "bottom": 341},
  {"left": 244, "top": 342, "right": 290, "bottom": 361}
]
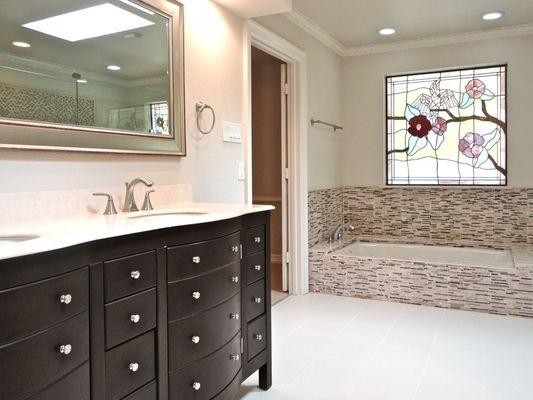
[
  {"left": 341, "top": 35, "right": 533, "bottom": 187},
  {"left": 254, "top": 15, "right": 344, "bottom": 191},
  {"left": 0, "top": 0, "right": 245, "bottom": 203}
]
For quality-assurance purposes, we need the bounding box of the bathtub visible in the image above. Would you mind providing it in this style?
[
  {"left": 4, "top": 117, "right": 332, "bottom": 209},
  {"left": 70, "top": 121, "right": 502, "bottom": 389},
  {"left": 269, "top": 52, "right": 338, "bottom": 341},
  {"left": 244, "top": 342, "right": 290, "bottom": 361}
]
[
  {"left": 337, "top": 241, "right": 514, "bottom": 270},
  {"left": 309, "top": 240, "right": 533, "bottom": 317}
]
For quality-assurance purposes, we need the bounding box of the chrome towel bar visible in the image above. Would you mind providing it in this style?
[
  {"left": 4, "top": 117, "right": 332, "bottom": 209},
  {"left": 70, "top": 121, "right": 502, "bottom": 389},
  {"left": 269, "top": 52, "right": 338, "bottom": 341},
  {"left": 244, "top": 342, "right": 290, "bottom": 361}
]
[{"left": 310, "top": 118, "right": 343, "bottom": 132}]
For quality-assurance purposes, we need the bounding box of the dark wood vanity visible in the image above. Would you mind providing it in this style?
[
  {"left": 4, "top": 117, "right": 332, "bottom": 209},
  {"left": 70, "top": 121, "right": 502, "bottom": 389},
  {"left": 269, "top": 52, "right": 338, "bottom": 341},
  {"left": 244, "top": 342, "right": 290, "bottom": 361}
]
[{"left": 0, "top": 211, "right": 271, "bottom": 400}]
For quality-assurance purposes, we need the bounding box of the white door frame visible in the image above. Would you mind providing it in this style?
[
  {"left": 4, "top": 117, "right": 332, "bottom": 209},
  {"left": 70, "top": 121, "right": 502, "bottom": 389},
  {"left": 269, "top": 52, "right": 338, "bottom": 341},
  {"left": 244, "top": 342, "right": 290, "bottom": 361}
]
[{"left": 243, "top": 20, "right": 309, "bottom": 295}]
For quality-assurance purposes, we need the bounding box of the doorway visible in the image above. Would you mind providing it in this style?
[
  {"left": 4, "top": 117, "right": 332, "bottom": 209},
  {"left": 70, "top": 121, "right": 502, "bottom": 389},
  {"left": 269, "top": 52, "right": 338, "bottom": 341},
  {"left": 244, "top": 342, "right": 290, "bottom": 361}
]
[{"left": 251, "top": 47, "right": 289, "bottom": 304}]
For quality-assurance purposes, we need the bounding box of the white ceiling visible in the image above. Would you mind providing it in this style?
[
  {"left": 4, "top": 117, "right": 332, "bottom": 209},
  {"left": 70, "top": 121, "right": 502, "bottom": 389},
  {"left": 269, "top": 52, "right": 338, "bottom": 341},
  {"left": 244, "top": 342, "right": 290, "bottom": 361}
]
[
  {"left": 213, "top": 0, "right": 292, "bottom": 18},
  {"left": 292, "top": 0, "right": 533, "bottom": 48}
]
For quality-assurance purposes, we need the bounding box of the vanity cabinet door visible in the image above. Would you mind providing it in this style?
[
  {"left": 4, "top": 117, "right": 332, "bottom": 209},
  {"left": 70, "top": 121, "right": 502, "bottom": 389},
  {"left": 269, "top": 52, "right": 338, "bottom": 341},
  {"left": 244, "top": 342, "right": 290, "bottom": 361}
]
[
  {"left": 29, "top": 362, "right": 90, "bottom": 400},
  {"left": 247, "top": 315, "right": 267, "bottom": 361},
  {"left": 168, "top": 262, "right": 241, "bottom": 321},
  {"left": 168, "top": 293, "right": 241, "bottom": 370},
  {"left": 167, "top": 232, "right": 241, "bottom": 281},
  {"left": 245, "top": 279, "right": 266, "bottom": 322},
  {"left": 245, "top": 226, "right": 265, "bottom": 255},
  {"left": 245, "top": 251, "right": 266, "bottom": 284},
  {"left": 104, "top": 251, "right": 157, "bottom": 302},
  {"left": 168, "top": 333, "right": 242, "bottom": 400},
  {"left": 0, "top": 311, "right": 90, "bottom": 400},
  {"left": 0, "top": 267, "right": 88, "bottom": 345},
  {"left": 122, "top": 382, "right": 157, "bottom": 400},
  {"left": 105, "top": 288, "right": 157, "bottom": 349},
  {"left": 105, "top": 331, "right": 156, "bottom": 400}
]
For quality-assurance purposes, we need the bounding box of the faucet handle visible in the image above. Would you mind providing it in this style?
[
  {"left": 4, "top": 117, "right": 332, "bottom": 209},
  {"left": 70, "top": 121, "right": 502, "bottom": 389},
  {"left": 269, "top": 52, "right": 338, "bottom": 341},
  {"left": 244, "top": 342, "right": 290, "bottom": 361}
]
[
  {"left": 93, "top": 193, "right": 118, "bottom": 215},
  {"left": 142, "top": 190, "right": 155, "bottom": 211}
]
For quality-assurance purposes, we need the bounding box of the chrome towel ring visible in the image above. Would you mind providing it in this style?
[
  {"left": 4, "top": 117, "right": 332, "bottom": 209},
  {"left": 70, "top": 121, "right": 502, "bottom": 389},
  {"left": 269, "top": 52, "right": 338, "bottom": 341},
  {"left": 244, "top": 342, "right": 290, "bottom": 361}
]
[{"left": 195, "top": 101, "right": 216, "bottom": 134}]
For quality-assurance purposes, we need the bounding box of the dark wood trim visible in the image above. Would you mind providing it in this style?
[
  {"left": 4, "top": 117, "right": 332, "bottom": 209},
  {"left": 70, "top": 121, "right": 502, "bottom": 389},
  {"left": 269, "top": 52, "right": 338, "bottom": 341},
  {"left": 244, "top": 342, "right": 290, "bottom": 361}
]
[
  {"left": 156, "top": 248, "right": 169, "bottom": 400},
  {"left": 89, "top": 262, "right": 105, "bottom": 400},
  {"left": 259, "top": 212, "right": 272, "bottom": 390}
]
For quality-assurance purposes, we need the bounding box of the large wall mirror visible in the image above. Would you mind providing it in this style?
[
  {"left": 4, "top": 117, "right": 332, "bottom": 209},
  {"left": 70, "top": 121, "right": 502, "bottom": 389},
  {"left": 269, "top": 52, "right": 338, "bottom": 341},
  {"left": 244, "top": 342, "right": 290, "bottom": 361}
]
[{"left": 0, "top": 0, "right": 185, "bottom": 155}]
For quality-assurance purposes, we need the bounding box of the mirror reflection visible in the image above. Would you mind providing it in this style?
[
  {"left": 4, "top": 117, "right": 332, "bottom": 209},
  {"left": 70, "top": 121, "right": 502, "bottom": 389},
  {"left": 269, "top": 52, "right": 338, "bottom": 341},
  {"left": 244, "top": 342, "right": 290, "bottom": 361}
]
[{"left": 0, "top": 0, "right": 172, "bottom": 136}]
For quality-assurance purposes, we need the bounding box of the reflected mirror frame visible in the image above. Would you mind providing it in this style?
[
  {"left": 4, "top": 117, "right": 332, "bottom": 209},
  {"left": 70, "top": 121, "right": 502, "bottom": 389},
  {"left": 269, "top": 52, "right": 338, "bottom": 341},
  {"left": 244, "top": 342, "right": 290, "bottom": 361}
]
[{"left": 0, "top": 0, "right": 186, "bottom": 156}]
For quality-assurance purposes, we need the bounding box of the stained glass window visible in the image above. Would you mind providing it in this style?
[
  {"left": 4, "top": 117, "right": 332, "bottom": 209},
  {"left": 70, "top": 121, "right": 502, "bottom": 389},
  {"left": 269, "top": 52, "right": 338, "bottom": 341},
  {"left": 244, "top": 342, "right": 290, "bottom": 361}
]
[{"left": 386, "top": 65, "right": 507, "bottom": 185}]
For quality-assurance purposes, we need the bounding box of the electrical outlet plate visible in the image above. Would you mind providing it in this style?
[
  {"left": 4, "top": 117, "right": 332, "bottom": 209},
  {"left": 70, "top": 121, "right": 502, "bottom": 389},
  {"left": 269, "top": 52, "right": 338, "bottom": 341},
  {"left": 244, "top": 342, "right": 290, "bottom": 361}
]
[
  {"left": 223, "top": 121, "right": 242, "bottom": 143},
  {"left": 238, "top": 162, "right": 245, "bottom": 181}
]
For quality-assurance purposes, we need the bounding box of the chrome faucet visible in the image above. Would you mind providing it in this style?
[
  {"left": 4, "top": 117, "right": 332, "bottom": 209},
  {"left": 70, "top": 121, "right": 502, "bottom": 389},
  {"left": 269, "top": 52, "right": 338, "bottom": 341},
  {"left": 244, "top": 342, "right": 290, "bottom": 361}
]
[
  {"left": 123, "top": 178, "right": 153, "bottom": 212},
  {"left": 329, "top": 223, "right": 355, "bottom": 243}
]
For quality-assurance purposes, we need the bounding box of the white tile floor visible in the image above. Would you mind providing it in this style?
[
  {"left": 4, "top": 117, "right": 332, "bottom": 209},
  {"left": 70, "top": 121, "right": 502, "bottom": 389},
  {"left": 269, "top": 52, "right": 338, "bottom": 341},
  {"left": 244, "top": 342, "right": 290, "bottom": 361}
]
[{"left": 236, "top": 293, "right": 533, "bottom": 400}]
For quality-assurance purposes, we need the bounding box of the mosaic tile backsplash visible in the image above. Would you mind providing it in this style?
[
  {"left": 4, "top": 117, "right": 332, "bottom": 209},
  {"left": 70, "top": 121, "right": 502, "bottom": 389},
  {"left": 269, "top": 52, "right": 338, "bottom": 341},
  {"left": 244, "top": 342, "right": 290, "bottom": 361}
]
[{"left": 309, "top": 186, "right": 533, "bottom": 249}]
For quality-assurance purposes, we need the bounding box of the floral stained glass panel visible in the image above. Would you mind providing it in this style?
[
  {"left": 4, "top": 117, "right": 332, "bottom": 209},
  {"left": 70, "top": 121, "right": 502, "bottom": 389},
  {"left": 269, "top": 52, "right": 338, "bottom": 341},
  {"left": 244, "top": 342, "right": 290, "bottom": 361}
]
[{"left": 386, "top": 65, "right": 507, "bottom": 185}]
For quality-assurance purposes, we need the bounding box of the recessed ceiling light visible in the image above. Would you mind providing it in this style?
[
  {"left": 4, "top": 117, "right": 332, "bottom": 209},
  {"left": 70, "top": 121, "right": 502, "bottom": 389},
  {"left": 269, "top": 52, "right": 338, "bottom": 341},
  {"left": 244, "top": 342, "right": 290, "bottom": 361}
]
[
  {"left": 22, "top": 3, "right": 154, "bottom": 42},
  {"left": 119, "top": 0, "right": 155, "bottom": 15},
  {"left": 107, "top": 65, "right": 121, "bottom": 71},
  {"left": 12, "top": 41, "right": 31, "bottom": 48},
  {"left": 378, "top": 28, "right": 396, "bottom": 36},
  {"left": 482, "top": 11, "right": 504, "bottom": 21}
]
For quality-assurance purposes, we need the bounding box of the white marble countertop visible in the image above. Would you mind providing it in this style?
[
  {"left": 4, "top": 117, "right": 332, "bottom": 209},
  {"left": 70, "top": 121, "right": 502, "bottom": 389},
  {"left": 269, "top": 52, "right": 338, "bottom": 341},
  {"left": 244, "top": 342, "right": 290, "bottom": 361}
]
[{"left": 0, "top": 202, "right": 274, "bottom": 261}]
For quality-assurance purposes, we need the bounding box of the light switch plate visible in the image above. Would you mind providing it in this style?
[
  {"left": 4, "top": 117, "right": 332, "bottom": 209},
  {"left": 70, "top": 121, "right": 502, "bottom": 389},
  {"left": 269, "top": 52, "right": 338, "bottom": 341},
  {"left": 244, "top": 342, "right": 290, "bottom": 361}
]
[{"left": 223, "top": 121, "right": 242, "bottom": 143}]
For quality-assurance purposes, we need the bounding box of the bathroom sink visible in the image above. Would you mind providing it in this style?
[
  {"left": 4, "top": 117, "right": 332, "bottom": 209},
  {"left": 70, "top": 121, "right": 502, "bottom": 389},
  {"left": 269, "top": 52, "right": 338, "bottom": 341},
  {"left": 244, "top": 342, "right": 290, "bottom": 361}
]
[
  {"left": 126, "top": 210, "right": 210, "bottom": 220},
  {"left": 0, "top": 234, "right": 40, "bottom": 247}
]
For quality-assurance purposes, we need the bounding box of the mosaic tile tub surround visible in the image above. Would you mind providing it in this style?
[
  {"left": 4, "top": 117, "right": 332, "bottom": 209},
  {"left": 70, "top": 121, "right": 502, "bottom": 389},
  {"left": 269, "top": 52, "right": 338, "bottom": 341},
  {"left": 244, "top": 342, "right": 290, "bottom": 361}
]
[
  {"left": 308, "top": 186, "right": 533, "bottom": 317},
  {"left": 309, "top": 186, "right": 533, "bottom": 249}
]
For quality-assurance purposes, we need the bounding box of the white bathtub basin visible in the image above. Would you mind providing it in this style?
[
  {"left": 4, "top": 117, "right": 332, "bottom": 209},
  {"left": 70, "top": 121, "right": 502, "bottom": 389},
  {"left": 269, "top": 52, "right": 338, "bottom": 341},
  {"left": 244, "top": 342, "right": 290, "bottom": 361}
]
[{"left": 337, "top": 241, "right": 514, "bottom": 269}]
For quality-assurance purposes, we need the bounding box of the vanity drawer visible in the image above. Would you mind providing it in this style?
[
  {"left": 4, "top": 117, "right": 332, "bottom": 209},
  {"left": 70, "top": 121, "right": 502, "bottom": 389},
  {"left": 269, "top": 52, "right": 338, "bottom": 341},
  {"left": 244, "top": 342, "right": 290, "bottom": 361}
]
[
  {"left": 29, "top": 362, "right": 90, "bottom": 400},
  {"left": 0, "top": 267, "right": 88, "bottom": 346},
  {"left": 168, "top": 292, "right": 241, "bottom": 370},
  {"left": 0, "top": 311, "right": 89, "bottom": 400},
  {"left": 104, "top": 250, "right": 156, "bottom": 302},
  {"left": 168, "top": 261, "right": 240, "bottom": 322},
  {"left": 123, "top": 381, "right": 157, "bottom": 400},
  {"left": 245, "top": 225, "right": 265, "bottom": 255},
  {"left": 105, "top": 288, "right": 157, "bottom": 349},
  {"left": 167, "top": 232, "right": 241, "bottom": 281},
  {"left": 245, "top": 279, "right": 266, "bottom": 322},
  {"left": 168, "top": 333, "right": 242, "bottom": 400},
  {"left": 247, "top": 315, "right": 267, "bottom": 361},
  {"left": 245, "top": 251, "right": 266, "bottom": 285},
  {"left": 105, "top": 330, "right": 156, "bottom": 400}
]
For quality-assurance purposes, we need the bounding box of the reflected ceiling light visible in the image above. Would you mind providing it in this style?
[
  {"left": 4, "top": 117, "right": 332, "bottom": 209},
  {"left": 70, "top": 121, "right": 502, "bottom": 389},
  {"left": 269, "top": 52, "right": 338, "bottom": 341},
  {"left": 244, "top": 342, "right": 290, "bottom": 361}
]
[
  {"left": 77, "top": 79, "right": 88, "bottom": 83},
  {"left": 119, "top": 0, "right": 155, "bottom": 15},
  {"left": 482, "top": 11, "right": 504, "bottom": 20},
  {"left": 378, "top": 28, "right": 396, "bottom": 36},
  {"left": 107, "top": 65, "right": 121, "bottom": 71},
  {"left": 12, "top": 41, "right": 31, "bottom": 48},
  {"left": 22, "top": 3, "right": 154, "bottom": 42}
]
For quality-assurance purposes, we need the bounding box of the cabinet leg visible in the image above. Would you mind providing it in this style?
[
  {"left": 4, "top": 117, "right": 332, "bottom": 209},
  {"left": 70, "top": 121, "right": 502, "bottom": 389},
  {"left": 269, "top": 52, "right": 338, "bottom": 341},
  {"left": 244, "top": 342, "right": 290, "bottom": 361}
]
[{"left": 258, "top": 363, "right": 272, "bottom": 390}]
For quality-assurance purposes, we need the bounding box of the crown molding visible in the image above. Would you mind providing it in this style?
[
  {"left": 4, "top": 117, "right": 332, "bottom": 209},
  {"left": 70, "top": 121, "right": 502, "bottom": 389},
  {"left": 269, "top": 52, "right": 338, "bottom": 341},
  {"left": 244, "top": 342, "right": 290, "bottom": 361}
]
[
  {"left": 283, "top": 9, "right": 347, "bottom": 56},
  {"left": 283, "top": 9, "right": 533, "bottom": 58}
]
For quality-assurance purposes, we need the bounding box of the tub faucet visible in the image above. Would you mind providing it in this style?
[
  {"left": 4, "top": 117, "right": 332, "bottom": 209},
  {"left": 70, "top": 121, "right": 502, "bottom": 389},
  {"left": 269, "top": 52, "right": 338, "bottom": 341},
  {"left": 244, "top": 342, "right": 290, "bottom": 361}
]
[
  {"left": 329, "top": 223, "right": 355, "bottom": 243},
  {"left": 123, "top": 178, "right": 153, "bottom": 212}
]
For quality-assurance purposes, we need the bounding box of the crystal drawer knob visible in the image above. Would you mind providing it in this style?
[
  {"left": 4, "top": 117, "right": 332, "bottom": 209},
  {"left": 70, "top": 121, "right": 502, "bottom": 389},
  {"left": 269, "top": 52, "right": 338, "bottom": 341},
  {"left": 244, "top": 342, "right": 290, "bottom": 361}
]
[
  {"left": 192, "top": 382, "right": 201, "bottom": 391},
  {"left": 231, "top": 276, "right": 239, "bottom": 283},
  {"left": 191, "top": 335, "right": 200, "bottom": 344},
  {"left": 59, "top": 344, "right": 72, "bottom": 355},
  {"left": 254, "top": 334, "right": 263, "bottom": 341},
  {"left": 230, "top": 245, "right": 239, "bottom": 253},
  {"left": 129, "top": 363, "right": 139, "bottom": 372},
  {"left": 230, "top": 313, "right": 239, "bottom": 320},
  {"left": 230, "top": 354, "right": 240, "bottom": 361},
  {"left": 254, "top": 237, "right": 261, "bottom": 243},
  {"left": 130, "top": 314, "right": 141, "bottom": 324},
  {"left": 254, "top": 264, "right": 262, "bottom": 271},
  {"left": 130, "top": 270, "right": 141, "bottom": 280},
  {"left": 60, "top": 294, "right": 72, "bottom": 305},
  {"left": 192, "top": 256, "right": 201, "bottom": 264},
  {"left": 192, "top": 291, "right": 201, "bottom": 300},
  {"left": 253, "top": 297, "right": 262, "bottom": 304}
]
